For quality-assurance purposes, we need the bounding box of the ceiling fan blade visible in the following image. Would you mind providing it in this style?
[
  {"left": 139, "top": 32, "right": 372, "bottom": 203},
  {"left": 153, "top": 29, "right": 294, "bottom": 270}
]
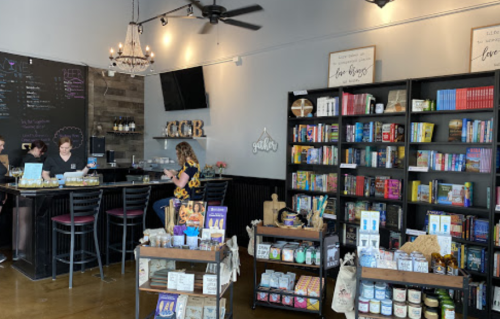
[
  {"left": 222, "top": 5, "right": 263, "bottom": 18},
  {"left": 199, "top": 22, "right": 214, "bottom": 34},
  {"left": 167, "top": 15, "right": 205, "bottom": 20},
  {"left": 220, "top": 18, "right": 261, "bottom": 30},
  {"left": 187, "top": 0, "right": 204, "bottom": 11}
]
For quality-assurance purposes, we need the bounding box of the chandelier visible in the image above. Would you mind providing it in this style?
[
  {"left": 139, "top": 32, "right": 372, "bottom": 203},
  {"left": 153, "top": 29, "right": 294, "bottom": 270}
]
[
  {"left": 365, "top": 0, "right": 394, "bottom": 8},
  {"left": 109, "top": 0, "right": 154, "bottom": 74}
]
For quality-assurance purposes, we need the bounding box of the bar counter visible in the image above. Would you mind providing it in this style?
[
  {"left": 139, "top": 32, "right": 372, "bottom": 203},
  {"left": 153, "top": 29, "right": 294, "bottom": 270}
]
[{"left": 0, "top": 177, "right": 231, "bottom": 280}]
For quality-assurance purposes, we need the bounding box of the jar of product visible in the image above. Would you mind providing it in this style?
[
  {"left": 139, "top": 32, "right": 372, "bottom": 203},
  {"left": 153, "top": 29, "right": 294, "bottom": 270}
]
[
  {"left": 408, "top": 302, "right": 422, "bottom": 319},
  {"left": 375, "top": 282, "right": 387, "bottom": 300},
  {"left": 431, "top": 252, "right": 442, "bottom": 269},
  {"left": 398, "top": 256, "right": 413, "bottom": 271},
  {"left": 441, "top": 302, "right": 455, "bottom": 319},
  {"left": 394, "top": 250, "right": 408, "bottom": 261},
  {"left": 424, "top": 294, "right": 439, "bottom": 308},
  {"left": 369, "top": 299, "right": 381, "bottom": 314},
  {"left": 393, "top": 286, "right": 407, "bottom": 302},
  {"left": 444, "top": 254, "right": 458, "bottom": 276},
  {"left": 358, "top": 297, "right": 369, "bottom": 313},
  {"left": 408, "top": 288, "right": 422, "bottom": 304},
  {"left": 394, "top": 301, "right": 407, "bottom": 318},
  {"left": 361, "top": 281, "right": 375, "bottom": 299},
  {"left": 431, "top": 253, "right": 445, "bottom": 275},
  {"left": 381, "top": 299, "right": 392, "bottom": 316},
  {"left": 424, "top": 307, "right": 439, "bottom": 319}
]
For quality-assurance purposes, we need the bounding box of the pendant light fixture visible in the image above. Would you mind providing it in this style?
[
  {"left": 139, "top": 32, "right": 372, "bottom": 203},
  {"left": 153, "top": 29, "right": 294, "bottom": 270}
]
[{"left": 365, "top": 0, "right": 394, "bottom": 8}]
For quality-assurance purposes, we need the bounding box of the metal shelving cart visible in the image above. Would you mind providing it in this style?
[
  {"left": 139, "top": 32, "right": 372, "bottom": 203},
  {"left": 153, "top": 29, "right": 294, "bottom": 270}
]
[{"left": 135, "top": 244, "right": 233, "bottom": 319}]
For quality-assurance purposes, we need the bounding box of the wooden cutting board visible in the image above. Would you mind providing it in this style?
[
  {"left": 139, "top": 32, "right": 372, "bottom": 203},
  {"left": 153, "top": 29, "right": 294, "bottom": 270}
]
[{"left": 263, "top": 194, "right": 286, "bottom": 226}]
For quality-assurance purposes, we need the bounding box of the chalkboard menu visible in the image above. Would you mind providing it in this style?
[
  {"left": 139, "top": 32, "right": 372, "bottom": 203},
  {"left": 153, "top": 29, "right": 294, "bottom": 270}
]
[{"left": 0, "top": 51, "right": 87, "bottom": 167}]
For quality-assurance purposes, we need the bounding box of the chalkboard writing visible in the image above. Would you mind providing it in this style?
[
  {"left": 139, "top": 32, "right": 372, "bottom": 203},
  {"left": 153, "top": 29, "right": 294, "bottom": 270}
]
[{"left": 0, "top": 51, "right": 87, "bottom": 166}]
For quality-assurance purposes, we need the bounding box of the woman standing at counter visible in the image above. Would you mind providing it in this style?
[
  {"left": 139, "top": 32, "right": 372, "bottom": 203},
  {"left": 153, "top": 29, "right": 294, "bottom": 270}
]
[
  {"left": 0, "top": 136, "right": 8, "bottom": 263},
  {"left": 153, "top": 142, "right": 201, "bottom": 225},
  {"left": 42, "top": 137, "right": 94, "bottom": 180},
  {"left": 20, "top": 140, "right": 47, "bottom": 168}
]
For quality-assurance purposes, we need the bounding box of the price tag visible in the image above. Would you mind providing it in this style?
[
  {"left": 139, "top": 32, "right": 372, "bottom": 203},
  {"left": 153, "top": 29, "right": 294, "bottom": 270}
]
[
  {"left": 323, "top": 214, "right": 337, "bottom": 220},
  {"left": 408, "top": 166, "right": 429, "bottom": 172},
  {"left": 293, "top": 90, "right": 308, "bottom": 96},
  {"left": 340, "top": 163, "right": 357, "bottom": 169},
  {"left": 406, "top": 228, "right": 427, "bottom": 236},
  {"left": 495, "top": 205, "right": 500, "bottom": 212}
]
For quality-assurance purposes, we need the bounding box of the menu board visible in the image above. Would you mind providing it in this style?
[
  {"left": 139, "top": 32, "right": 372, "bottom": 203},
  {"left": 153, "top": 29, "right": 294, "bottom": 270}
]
[{"left": 0, "top": 51, "right": 87, "bottom": 166}]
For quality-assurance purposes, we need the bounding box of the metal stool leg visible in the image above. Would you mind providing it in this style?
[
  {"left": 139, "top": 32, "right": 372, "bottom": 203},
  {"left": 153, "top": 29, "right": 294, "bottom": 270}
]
[
  {"left": 121, "top": 218, "right": 127, "bottom": 274},
  {"left": 94, "top": 220, "right": 104, "bottom": 280},
  {"left": 106, "top": 214, "right": 110, "bottom": 266},
  {"left": 52, "top": 221, "right": 57, "bottom": 280},
  {"left": 81, "top": 225, "right": 86, "bottom": 273},
  {"left": 69, "top": 225, "right": 75, "bottom": 289},
  {"left": 131, "top": 220, "right": 135, "bottom": 254}
]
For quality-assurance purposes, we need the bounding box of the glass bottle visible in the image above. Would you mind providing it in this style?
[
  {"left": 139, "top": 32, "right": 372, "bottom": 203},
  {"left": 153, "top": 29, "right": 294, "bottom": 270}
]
[
  {"left": 124, "top": 117, "right": 130, "bottom": 132},
  {"left": 113, "top": 117, "right": 118, "bottom": 131},
  {"left": 118, "top": 116, "right": 123, "bottom": 131},
  {"left": 130, "top": 117, "right": 136, "bottom": 132}
]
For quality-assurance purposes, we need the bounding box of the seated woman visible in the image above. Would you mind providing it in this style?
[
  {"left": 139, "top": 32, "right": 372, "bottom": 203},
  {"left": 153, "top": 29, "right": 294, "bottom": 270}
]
[
  {"left": 153, "top": 142, "right": 201, "bottom": 225},
  {"left": 0, "top": 135, "right": 7, "bottom": 263},
  {"left": 20, "top": 140, "right": 47, "bottom": 168},
  {"left": 42, "top": 137, "right": 95, "bottom": 180}
]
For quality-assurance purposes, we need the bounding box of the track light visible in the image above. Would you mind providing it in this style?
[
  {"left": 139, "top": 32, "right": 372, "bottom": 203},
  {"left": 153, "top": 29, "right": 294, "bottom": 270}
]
[
  {"left": 160, "top": 17, "right": 168, "bottom": 26},
  {"left": 365, "top": 0, "right": 394, "bottom": 8},
  {"left": 138, "top": 24, "right": 143, "bottom": 34},
  {"left": 187, "top": 5, "right": 194, "bottom": 17}
]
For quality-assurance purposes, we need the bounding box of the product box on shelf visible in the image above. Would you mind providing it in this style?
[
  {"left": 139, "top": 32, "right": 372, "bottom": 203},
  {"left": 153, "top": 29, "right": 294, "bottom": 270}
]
[
  {"left": 203, "top": 297, "right": 226, "bottom": 319},
  {"left": 256, "top": 243, "right": 272, "bottom": 260},
  {"left": 269, "top": 289, "right": 282, "bottom": 303},
  {"left": 257, "top": 287, "right": 269, "bottom": 302},
  {"left": 185, "top": 296, "right": 205, "bottom": 319},
  {"left": 307, "top": 277, "right": 321, "bottom": 311},
  {"left": 282, "top": 291, "right": 294, "bottom": 307},
  {"left": 294, "top": 276, "right": 312, "bottom": 309}
]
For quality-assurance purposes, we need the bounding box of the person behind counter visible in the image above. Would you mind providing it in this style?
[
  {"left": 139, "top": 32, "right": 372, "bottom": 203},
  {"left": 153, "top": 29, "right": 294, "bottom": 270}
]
[
  {"left": 20, "top": 140, "right": 47, "bottom": 168},
  {"left": 42, "top": 137, "right": 95, "bottom": 180},
  {"left": 153, "top": 142, "right": 201, "bottom": 225},
  {"left": 0, "top": 136, "right": 8, "bottom": 263}
]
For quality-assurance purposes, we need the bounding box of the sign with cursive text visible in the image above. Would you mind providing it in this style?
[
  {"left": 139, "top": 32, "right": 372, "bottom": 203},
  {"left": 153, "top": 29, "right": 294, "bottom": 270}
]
[
  {"left": 470, "top": 24, "right": 500, "bottom": 72},
  {"left": 252, "top": 127, "right": 278, "bottom": 154},
  {"left": 328, "top": 46, "right": 375, "bottom": 87}
]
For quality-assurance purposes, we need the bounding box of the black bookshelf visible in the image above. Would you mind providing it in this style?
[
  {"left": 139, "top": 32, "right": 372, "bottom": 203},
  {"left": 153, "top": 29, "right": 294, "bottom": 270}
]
[{"left": 285, "top": 70, "right": 500, "bottom": 317}]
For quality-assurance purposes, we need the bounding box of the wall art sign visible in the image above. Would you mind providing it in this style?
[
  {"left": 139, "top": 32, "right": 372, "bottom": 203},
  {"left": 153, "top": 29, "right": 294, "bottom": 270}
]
[
  {"left": 470, "top": 23, "right": 500, "bottom": 72},
  {"left": 252, "top": 127, "right": 278, "bottom": 154},
  {"left": 328, "top": 45, "right": 376, "bottom": 87}
]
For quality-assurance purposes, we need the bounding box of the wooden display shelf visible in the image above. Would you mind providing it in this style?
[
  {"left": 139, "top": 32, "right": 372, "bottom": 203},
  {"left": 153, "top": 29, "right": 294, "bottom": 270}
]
[
  {"left": 253, "top": 302, "right": 320, "bottom": 314},
  {"left": 255, "top": 222, "right": 326, "bottom": 241},
  {"left": 107, "top": 131, "right": 142, "bottom": 135},
  {"left": 138, "top": 245, "right": 227, "bottom": 263},
  {"left": 358, "top": 313, "right": 396, "bottom": 319},
  {"left": 342, "top": 112, "right": 405, "bottom": 118},
  {"left": 360, "top": 266, "right": 466, "bottom": 289},
  {"left": 140, "top": 280, "right": 231, "bottom": 298},
  {"left": 255, "top": 258, "right": 320, "bottom": 269}
]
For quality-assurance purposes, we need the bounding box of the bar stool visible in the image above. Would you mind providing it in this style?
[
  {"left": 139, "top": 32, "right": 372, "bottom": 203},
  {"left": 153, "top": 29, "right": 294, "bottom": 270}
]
[
  {"left": 52, "top": 190, "right": 104, "bottom": 289},
  {"left": 205, "top": 181, "right": 229, "bottom": 206},
  {"left": 190, "top": 185, "right": 206, "bottom": 201},
  {"left": 106, "top": 186, "right": 151, "bottom": 274}
]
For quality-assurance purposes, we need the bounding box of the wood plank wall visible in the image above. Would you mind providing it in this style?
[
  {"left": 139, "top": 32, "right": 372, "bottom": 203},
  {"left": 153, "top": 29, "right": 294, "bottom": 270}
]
[{"left": 87, "top": 68, "right": 144, "bottom": 167}]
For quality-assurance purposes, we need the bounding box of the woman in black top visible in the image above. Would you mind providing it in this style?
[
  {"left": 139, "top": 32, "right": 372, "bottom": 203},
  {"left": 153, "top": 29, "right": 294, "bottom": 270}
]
[
  {"left": 0, "top": 136, "right": 7, "bottom": 263},
  {"left": 42, "top": 137, "right": 95, "bottom": 180},
  {"left": 20, "top": 140, "right": 47, "bottom": 169}
]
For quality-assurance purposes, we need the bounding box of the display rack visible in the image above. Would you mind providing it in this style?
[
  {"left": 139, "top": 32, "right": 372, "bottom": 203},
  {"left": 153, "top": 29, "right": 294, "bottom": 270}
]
[
  {"left": 285, "top": 70, "right": 500, "bottom": 316},
  {"left": 135, "top": 245, "right": 233, "bottom": 319},
  {"left": 354, "top": 264, "right": 470, "bottom": 319},
  {"left": 252, "top": 222, "right": 328, "bottom": 318}
]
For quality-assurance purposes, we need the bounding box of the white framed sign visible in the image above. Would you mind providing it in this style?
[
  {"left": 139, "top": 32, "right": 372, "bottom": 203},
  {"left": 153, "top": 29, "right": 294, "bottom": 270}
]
[
  {"left": 470, "top": 23, "right": 500, "bottom": 72},
  {"left": 328, "top": 45, "right": 376, "bottom": 87}
]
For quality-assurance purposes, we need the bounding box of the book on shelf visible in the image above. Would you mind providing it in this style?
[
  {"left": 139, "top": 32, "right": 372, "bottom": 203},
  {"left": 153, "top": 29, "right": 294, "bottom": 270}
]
[
  {"left": 343, "top": 223, "right": 359, "bottom": 246},
  {"left": 417, "top": 151, "right": 429, "bottom": 167},
  {"left": 374, "top": 176, "right": 390, "bottom": 197},
  {"left": 410, "top": 122, "right": 434, "bottom": 142},
  {"left": 460, "top": 118, "right": 494, "bottom": 143},
  {"left": 412, "top": 99, "right": 426, "bottom": 112},
  {"left": 385, "top": 90, "right": 407, "bottom": 113},
  {"left": 493, "top": 286, "right": 500, "bottom": 312},
  {"left": 291, "top": 145, "right": 338, "bottom": 165},
  {"left": 316, "top": 96, "right": 339, "bottom": 117},
  {"left": 292, "top": 123, "right": 340, "bottom": 143},
  {"left": 389, "top": 231, "right": 401, "bottom": 249},
  {"left": 417, "top": 184, "right": 429, "bottom": 203},
  {"left": 344, "top": 146, "right": 403, "bottom": 168},
  {"left": 384, "top": 179, "right": 402, "bottom": 200},
  {"left": 465, "top": 148, "right": 492, "bottom": 173},
  {"left": 291, "top": 171, "right": 338, "bottom": 192},
  {"left": 345, "top": 121, "right": 403, "bottom": 143},
  {"left": 434, "top": 86, "right": 494, "bottom": 111},
  {"left": 437, "top": 183, "right": 464, "bottom": 206},
  {"left": 385, "top": 205, "right": 403, "bottom": 230},
  {"left": 341, "top": 92, "right": 376, "bottom": 115},
  {"left": 448, "top": 119, "right": 463, "bottom": 142},
  {"left": 410, "top": 181, "right": 421, "bottom": 202}
]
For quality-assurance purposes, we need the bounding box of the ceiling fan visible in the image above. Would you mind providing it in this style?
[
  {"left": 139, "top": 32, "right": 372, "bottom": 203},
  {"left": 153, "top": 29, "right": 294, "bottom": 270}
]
[{"left": 187, "top": 0, "right": 263, "bottom": 34}]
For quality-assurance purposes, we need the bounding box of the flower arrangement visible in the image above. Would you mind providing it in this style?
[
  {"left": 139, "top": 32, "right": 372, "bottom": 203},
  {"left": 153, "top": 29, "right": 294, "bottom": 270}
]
[{"left": 216, "top": 161, "right": 227, "bottom": 177}]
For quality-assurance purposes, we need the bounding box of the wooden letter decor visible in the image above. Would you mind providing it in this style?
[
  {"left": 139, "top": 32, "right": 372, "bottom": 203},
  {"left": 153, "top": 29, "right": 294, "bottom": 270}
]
[
  {"left": 178, "top": 120, "right": 189, "bottom": 138},
  {"left": 167, "top": 121, "right": 178, "bottom": 137},
  {"left": 192, "top": 120, "right": 205, "bottom": 137}
]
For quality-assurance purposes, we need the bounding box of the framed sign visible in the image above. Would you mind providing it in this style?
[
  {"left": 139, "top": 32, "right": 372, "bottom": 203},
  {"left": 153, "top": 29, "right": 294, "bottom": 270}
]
[
  {"left": 328, "top": 45, "right": 376, "bottom": 87},
  {"left": 470, "top": 23, "right": 500, "bottom": 72}
]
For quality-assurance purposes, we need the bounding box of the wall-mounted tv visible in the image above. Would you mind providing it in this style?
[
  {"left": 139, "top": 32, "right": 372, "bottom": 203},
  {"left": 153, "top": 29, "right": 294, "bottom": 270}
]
[{"left": 160, "top": 66, "right": 208, "bottom": 111}]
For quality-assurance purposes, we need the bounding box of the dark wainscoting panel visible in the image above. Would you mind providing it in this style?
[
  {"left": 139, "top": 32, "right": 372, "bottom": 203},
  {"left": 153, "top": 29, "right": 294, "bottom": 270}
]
[{"left": 223, "top": 175, "right": 286, "bottom": 248}]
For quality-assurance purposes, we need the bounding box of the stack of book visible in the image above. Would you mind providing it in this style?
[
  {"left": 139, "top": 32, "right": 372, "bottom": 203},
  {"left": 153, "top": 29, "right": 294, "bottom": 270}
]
[
  {"left": 292, "top": 123, "right": 339, "bottom": 143},
  {"left": 410, "top": 122, "right": 434, "bottom": 142},
  {"left": 291, "top": 171, "right": 337, "bottom": 192},
  {"left": 316, "top": 96, "right": 339, "bottom": 117},
  {"left": 435, "top": 86, "right": 494, "bottom": 110},
  {"left": 345, "top": 146, "right": 404, "bottom": 168},
  {"left": 344, "top": 201, "right": 402, "bottom": 229},
  {"left": 292, "top": 194, "right": 335, "bottom": 214},
  {"left": 448, "top": 118, "right": 493, "bottom": 143},
  {"left": 290, "top": 145, "right": 338, "bottom": 165},
  {"left": 465, "top": 148, "right": 492, "bottom": 173},
  {"left": 416, "top": 150, "right": 466, "bottom": 172},
  {"left": 411, "top": 180, "right": 474, "bottom": 206},
  {"left": 345, "top": 122, "right": 405, "bottom": 143},
  {"left": 341, "top": 93, "right": 376, "bottom": 115},
  {"left": 425, "top": 211, "right": 489, "bottom": 242},
  {"left": 343, "top": 174, "right": 402, "bottom": 200}
]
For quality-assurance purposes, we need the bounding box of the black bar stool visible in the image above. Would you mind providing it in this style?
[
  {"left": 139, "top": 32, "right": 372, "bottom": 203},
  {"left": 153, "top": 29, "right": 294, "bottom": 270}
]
[
  {"left": 52, "top": 190, "right": 104, "bottom": 289},
  {"left": 205, "top": 181, "right": 229, "bottom": 206},
  {"left": 106, "top": 186, "right": 151, "bottom": 274}
]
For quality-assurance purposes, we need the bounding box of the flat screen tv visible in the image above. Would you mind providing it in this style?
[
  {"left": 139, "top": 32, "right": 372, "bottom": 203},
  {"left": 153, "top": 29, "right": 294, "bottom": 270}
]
[{"left": 160, "top": 66, "right": 208, "bottom": 111}]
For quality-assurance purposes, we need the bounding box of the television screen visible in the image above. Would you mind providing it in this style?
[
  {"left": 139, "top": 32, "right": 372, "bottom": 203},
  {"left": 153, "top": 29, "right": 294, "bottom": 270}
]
[{"left": 160, "top": 66, "right": 208, "bottom": 111}]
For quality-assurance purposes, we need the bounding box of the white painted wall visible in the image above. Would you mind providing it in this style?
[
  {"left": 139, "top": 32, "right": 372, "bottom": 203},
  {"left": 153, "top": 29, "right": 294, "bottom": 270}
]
[{"left": 143, "top": 0, "right": 500, "bottom": 179}]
